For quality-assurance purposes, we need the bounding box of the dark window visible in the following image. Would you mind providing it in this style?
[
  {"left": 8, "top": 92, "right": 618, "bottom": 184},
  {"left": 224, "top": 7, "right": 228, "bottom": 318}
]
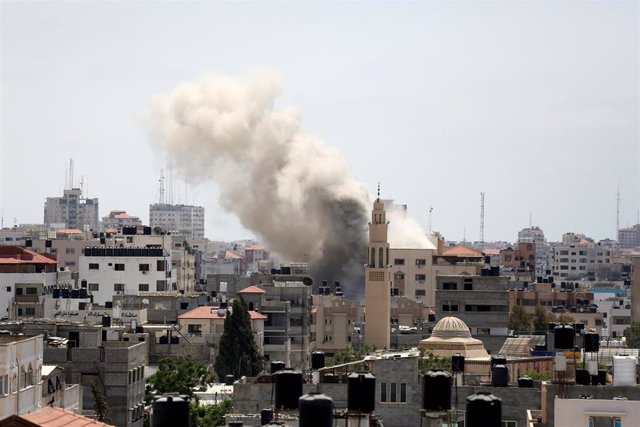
[
  {"left": 114, "top": 284, "right": 125, "bottom": 292},
  {"left": 25, "top": 307, "right": 35, "bottom": 316},
  {"left": 415, "top": 259, "right": 426, "bottom": 266},
  {"left": 139, "top": 264, "right": 150, "bottom": 272},
  {"left": 16, "top": 288, "right": 22, "bottom": 295},
  {"left": 156, "top": 280, "right": 166, "bottom": 291},
  {"left": 415, "top": 289, "right": 426, "bottom": 297},
  {"left": 26, "top": 287, "right": 37, "bottom": 295},
  {"left": 400, "top": 383, "right": 407, "bottom": 402},
  {"left": 464, "top": 282, "right": 473, "bottom": 291},
  {"left": 442, "top": 304, "right": 458, "bottom": 312},
  {"left": 115, "top": 264, "right": 125, "bottom": 271},
  {"left": 89, "top": 263, "right": 99, "bottom": 270},
  {"left": 415, "top": 274, "right": 426, "bottom": 281},
  {"left": 156, "top": 260, "right": 166, "bottom": 271},
  {"left": 442, "top": 282, "right": 457, "bottom": 290},
  {"left": 380, "top": 382, "right": 387, "bottom": 402},
  {"left": 394, "top": 259, "right": 405, "bottom": 265},
  {"left": 139, "top": 284, "right": 149, "bottom": 292},
  {"left": 390, "top": 383, "right": 397, "bottom": 402},
  {"left": 5, "top": 287, "right": 10, "bottom": 292}
]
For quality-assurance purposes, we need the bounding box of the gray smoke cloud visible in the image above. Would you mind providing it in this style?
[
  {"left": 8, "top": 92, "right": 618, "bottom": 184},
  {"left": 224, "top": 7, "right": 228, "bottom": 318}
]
[{"left": 147, "top": 72, "right": 370, "bottom": 298}]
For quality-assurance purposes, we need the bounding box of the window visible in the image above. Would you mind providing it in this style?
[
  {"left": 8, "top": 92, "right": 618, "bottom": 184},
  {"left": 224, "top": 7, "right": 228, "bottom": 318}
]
[
  {"left": 464, "top": 282, "right": 473, "bottom": 291},
  {"left": 379, "top": 248, "right": 384, "bottom": 268},
  {"left": 415, "top": 259, "right": 426, "bottom": 267},
  {"left": 5, "top": 287, "right": 10, "bottom": 292},
  {"left": 114, "top": 284, "right": 125, "bottom": 292},
  {"left": 442, "top": 304, "right": 458, "bottom": 312},
  {"left": 0, "top": 375, "right": 8, "bottom": 395},
  {"left": 139, "top": 264, "right": 150, "bottom": 272},
  {"left": 415, "top": 274, "right": 426, "bottom": 281},
  {"left": 415, "top": 289, "right": 426, "bottom": 297},
  {"left": 442, "top": 282, "right": 457, "bottom": 290},
  {"left": 65, "top": 248, "right": 75, "bottom": 254},
  {"left": 157, "top": 260, "right": 166, "bottom": 271},
  {"left": 115, "top": 264, "right": 125, "bottom": 271},
  {"left": 187, "top": 324, "right": 202, "bottom": 336},
  {"left": 89, "top": 263, "right": 99, "bottom": 270},
  {"left": 139, "top": 284, "right": 149, "bottom": 292},
  {"left": 380, "top": 382, "right": 387, "bottom": 402},
  {"left": 156, "top": 280, "right": 166, "bottom": 291},
  {"left": 394, "top": 259, "right": 405, "bottom": 265},
  {"left": 502, "top": 421, "right": 518, "bottom": 427},
  {"left": 370, "top": 248, "right": 375, "bottom": 267},
  {"left": 25, "top": 307, "right": 35, "bottom": 316},
  {"left": 26, "top": 287, "right": 37, "bottom": 295},
  {"left": 400, "top": 383, "right": 407, "bottom": 403},
  {"left": 390, "top": 383, "right": 397, "bottom": 402},
  {"left": 394, "top": 273, "right": 405, "bottom": 280},
  {"left": 88, "top": 283, "right": 99, "bottom": 291}
]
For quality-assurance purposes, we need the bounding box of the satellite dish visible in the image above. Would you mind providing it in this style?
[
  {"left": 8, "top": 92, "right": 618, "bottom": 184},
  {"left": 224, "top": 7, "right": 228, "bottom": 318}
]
[{"left": 302, "top": 277, "right": 313, "bottom": 287}]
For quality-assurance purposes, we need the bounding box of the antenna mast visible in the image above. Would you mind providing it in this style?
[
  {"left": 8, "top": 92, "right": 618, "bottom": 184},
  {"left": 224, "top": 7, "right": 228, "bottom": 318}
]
[
  {"left": 480, "top": 192, "right": 485, "bottom": 248},
  {"left": 159, "top": 170, "right": 165, "bottom": 204},
  {"left": 428, "top": 205, "right": 433, "bottom": 234},
  {"left": 616, "top": 183, "right": 621, "bottom": 237},
  {"left": 69, "top": 158, "right": 74, "bottom": 189}
]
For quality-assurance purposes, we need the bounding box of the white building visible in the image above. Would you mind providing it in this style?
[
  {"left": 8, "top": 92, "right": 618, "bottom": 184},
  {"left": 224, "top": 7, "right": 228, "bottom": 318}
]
[
  {"left": 102, "top": 210, "right": 142, "bottom": 228},
  {"left": 0, "top": 247, "right": 57, "bottom": 320},
  {"left": 0, "top": 334, "right": 44, "bottom": 419},
  {"left": 149, "top": 203, "right": 205, "bottom": 238},
  {"left": 554, "top": 396, "right": 640, "bottom": 427},
  {"left": 44, "top": 188, "right": 99, "bottom": 231},
  {"left": 79, "top": 247, "right": 174, "bottom": 305},
  {"left": 618, "top": 224, "right": 640, "bottom": 249},
  {"left": 551, "top": 238, "right": 612, "bottom": 279}
]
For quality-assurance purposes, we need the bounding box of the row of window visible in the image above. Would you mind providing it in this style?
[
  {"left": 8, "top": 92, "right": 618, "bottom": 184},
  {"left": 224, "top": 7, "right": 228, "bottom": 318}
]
[
  {"left": 393, "top": 258, "right": 427, "bottom": 266},
  {"left": 441, "top": 304, "right": 508, "bottom": 313},
  {"left": 88, "top": 261, "right": 165, "bottom": 271},
  {"left": 87, "top": 281, "right": 167, "bottom": 292},
  {"left": 380, "top": 382, "right": 407, "bottom": 403},
  {"left": 0, "top": 366, "right": 40, "bottom": 395}
]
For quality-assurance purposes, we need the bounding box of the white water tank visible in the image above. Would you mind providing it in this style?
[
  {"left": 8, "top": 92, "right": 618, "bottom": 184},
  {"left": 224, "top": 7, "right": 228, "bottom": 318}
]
[
  {"left": 613, "top": 356, "right": 637, "bottom": 386},
  {"left": 554, "top": 353, "right": 566, "bottom": 371},
  {"left": 587, "top": 359, "right": 598, "bottom": 376}
]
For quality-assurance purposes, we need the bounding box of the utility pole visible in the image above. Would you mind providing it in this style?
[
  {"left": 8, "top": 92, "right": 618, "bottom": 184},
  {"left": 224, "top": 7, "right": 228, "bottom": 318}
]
[
  {"left": 428, "top": 205, "right": 433, "bottom": 234},
  {"left": 158, "top": 170, "right": 165, "bottom": 204},
  {"left": 616, "top": 183, "right": 621, "bottom": 237}
]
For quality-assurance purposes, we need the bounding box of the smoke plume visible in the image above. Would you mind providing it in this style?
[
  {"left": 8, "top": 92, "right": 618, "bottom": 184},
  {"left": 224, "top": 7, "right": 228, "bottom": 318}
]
[{"left": 148, "top": 72, "right": 370, "bottom": 297}]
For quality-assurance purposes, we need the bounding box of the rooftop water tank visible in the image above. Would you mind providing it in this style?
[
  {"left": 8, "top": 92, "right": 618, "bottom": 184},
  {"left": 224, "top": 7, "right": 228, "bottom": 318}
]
[
  {"left": 270, "top": 361, "right": 285, "bottom": 374},
  {"left": 274, "top": 370, "right": 303, "bottom": 410},
  {"left": 554, "top": 324, "right": 575, "bottom": 350},
  {"left": 151, "top": 394, "right": 190, "bottom": 427},
  {"left": 490, "top": 354, "right": 507, "bottom": 370},
  {"left": 311, "top": 352, "right": 325, "bottom": 370},
  {"left": 517, "top": 376, "right": 533, "bottom": 388},
  {"left": 422, "top": 369, "right": 451, "bottom": 411},
  {"left": 347, "top": 373, "right": 376, "bottom": 413},
  {"left": 613, "top": 356, "right": 637, "bottom": 386},
  {"left": 299, "top": 393, "right": 333, "bottom": 427},
  {"left": 466, "top": 392, "right": 501, "bottom": 427},
  {"left": 584, "top": 332, "right": 600, "bottom": 353},
  {"left": 452, "top": 353, "right": 465, "bottom": 373},
  {"left": 491, "top": 365, "right": 509, "bottom": 387}
]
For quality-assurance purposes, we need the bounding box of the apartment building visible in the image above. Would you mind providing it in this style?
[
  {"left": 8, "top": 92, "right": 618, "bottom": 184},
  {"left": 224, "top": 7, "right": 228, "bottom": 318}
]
[
  {"left": 149, "top": 203, "right": 205, "bottom": 238},
  {"left": 312, "top": 294, "right": 364, "bottom": 354},
  {"left": 0, "top": 246, "right": 57, "bottom": 320},
  {"left": 550, "top": 233, "right": 612, "bottom": 279},
  {"left": 618, "top": 224, "right": 640, "bottom": 248},
  {"left": 177, "top": 305, "right": 266, "bottom": 361},
  {"left": 79, "top": 247, "right": 173, "bottom": 305},
  {"left": 102, "top": 210, "right": 142, "bottom": 228},
  {"left": 44, "top": 188, "right": 99, "bottom": 231},
  {"left": 435, "top": 273, "right": 511, "bottom": 337},
  {"left": 0, "top": 334, "right": 44, "bottom": 419},
  {"left": 389, "top": 248, "right": 434, "bottom": 303}
]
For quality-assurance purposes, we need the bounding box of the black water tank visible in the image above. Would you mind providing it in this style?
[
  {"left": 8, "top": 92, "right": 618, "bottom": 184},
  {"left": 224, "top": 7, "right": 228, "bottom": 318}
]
[
  {"left": 491, "top": 365, "right": 509, "bottom": 387},
  {"left": 422, "top": 369, "right": 451, "bottom": 411},
  {"left": 159, "top": 336, "right": 168, "bottom": 344},
  {"left": 274, "top": 370, "right": 303, "bottom": 410},
  {"left": 548, "top": 322, "right": 557, "bottom": 332},
  {"left": 299, "top": 393, "right": 333, "bottom": 427},
  {"left": 83, "top": 247, "right": 90, "bottom": 256},
  {"left": 490, "top": 354, "right": 507, "bottom": 370},
  {"left": 52, "top": 289, "right": 61, "bottom": 298},
  {"left": 576, "top": 369, "right": 590, "bottom": 385},
  {"left": 554, "top": 324, "right": 575, "bottom": 350},
  {"left": 466, "top": 392, "right": 502, "bottom": 427},
  {"left": 260, "top": 408, "right": 273, "bottom": 425},
  {"left": 347, "top": 373, "right": 375, "bottom": 413},
  {"left": 170, "top": 336, "right": 179, "bottom": 344},
  {"left": 71, "top": 290, "right": 79, "bottom": 299},
  {"left": 79, "top": 289, "right": 87, "bottom": 298},
  {"left": 225, "top": 375, "right": 235, "bottom": 385},
  {"left": 517, "top": 376, "right": 533, "bottom": 388},
  {"left": 452, "top": 353, "right": 465, "bottom": 373},
  {"left": 151, "top": 394, "right": 190, "bottom": 427},
  {"left": 102, "top": 316, "right": 111, "bottom": 327},
  {"left": 25, "top": 239, "right": 32, "bottom": 248},
  {"left": 311, "top": 352, "right": 325, "bottom": 370},
  {"left": 62, "top": 289, "right": 70, "bottom": 298},
  {"left": 584, "top": 332, "right": 600, "bottom": 352},
  {"left": 45, "top": 239, "right": 52, "bottom": 248},
  {"left": 270, "top": 361, "right": 285, "bottom": 374}
]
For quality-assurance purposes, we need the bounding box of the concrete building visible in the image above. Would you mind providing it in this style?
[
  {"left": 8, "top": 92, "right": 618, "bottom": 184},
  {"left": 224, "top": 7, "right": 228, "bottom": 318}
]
[
  {"left": 435, "top": 273, "right": 511, "bottom": 337},
  {"left": 364, "top": 195, "right": 391, "bottom": 349},
  {"left": 149, "top": 203, "right": 204, "bottom": 238},
  {"left": 389, "top": 248, "right": 434, "bottom": 303},
  {"left": 0, "top": 334, "right": 44, "bottom": 420},
  {"left": 44, "top": 188, "right": 99, "bottom": 231},
  {"left": 0, "top": 246, "right": 57, "bottom": 320},
  {"left": 631, "top": 256, "right": 640, "bottom": 323},
  {"left": 177, "top": 305, "right": 266, "bottom": 361},
  {"left": 618, "top": 224, "right": 640, "bottom": 248},
  {"left": 500, "top": 242, "right": 536, "bottom": 273},
  {"left": 40, "top": 365, "right": 81, "bottom": 413},
  {"left": 102, "top": 210, "right": 142, "bottom": 229},
  {"left": 551, "top": 234, "right": 612, "bottom": 280},
  {"left": 78, "top": 247, "right": 174, "bottom": 305},
  {"left": 312, "top": 294, "right": 364, "bottom": 354}
]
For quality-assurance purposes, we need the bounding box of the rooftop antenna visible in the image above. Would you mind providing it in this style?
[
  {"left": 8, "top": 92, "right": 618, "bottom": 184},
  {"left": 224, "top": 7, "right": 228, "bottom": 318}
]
[
  {"left": 616, "top": 182, "right": 621, "bottom": 236},
  {"left": 529, "top": 212, "right": 532, "bottom": 228},
  {"left": 376, "top": 182, "right": 380, "bottom": 202},
  {"left": 1, "top": 210, "right": 3, "bottom": 228},
  {"left": 69, "top": 158, "right": 74, "bottom": 189},
  {"left": 428, "top": 205, "right": 434, "bottom": 234},
  {"left": 479, "top": 192, "right": 485, "bottom": 248},
  {"left": 80, "top": 175, "right": 85, "bottom": 197},
  {"left": 463, "top": 225, "right": 466, "bottom": 244},
  {"left": 158, "top": 169, "right": 165, "bottom": 204}
]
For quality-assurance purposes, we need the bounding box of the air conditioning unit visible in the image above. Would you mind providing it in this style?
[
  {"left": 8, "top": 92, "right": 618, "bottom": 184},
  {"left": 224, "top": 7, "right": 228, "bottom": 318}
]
[{"left": 141, "top": 271, "right": 148, "bottom": 275}]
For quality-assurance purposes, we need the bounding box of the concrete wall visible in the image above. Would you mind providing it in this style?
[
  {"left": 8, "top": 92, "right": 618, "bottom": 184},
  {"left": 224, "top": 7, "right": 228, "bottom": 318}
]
[{"left": 555, "top": 397, "right": 640, "bottom": 427}]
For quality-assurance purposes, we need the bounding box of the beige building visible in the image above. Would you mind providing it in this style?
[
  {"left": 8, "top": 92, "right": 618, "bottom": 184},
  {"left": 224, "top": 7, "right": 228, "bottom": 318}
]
[
  {"left": 364, "top": 195, "right": 391, "bottom": 349},
  {"left": 177, "top": 305, "right": 266, "bottom": 361},
  {"left": 44, "top": 188, "right": 99, "bottom": 231},
  {"left": 102, "top": 210, "right": 142, "bottom": 228},
  {"left": 312, "top": 294, "right": 364, "bottom": 354},
  {"left": 419, "top": 316, "right": 489, "bottom": 358},
  {"left": 149, "top": 203, "right": 205, "bottom": 238},
  {"left": 0, "top": 334, "right": 44, "bottom": 419}
]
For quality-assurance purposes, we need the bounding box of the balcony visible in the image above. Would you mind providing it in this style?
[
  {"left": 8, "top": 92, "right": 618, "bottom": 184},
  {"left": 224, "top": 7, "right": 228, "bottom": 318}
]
[{"left": 15, "top": 295, "right": 39, "bottom": 303}]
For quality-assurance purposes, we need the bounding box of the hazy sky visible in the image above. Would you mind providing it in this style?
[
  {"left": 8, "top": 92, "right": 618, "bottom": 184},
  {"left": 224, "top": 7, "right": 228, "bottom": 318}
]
[{"left": 1, "top": 1, "right": 638, "bottom": 243}]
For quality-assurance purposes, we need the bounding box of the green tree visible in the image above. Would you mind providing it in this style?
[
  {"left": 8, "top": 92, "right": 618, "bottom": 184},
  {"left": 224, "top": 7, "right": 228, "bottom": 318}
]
[
  {"left": 508, "top": 306, "right": 532, "bottom": 333},
  {"left": 554, "top": 313, "right": 575, "bottom": 325},
  {"left": 418, "top": 348, "right": 451, "bottom": 374},
  {"left": 623, "top": 322, "right": 640, "bottom": 348},
  {"left": 91, "top": 383, "right": 112, "bottom": 423},
  {"left": 145, "top": 356, "right": 215, "bottom": 404},
  {"left": 215, "top": 298, "right": 264, "bottom": 379},
  {"left": 191, "top": 398, "right": 233, "bottom": 427},
  {"left": 532, "top": 306, "right": 552, "bottom": 333}
]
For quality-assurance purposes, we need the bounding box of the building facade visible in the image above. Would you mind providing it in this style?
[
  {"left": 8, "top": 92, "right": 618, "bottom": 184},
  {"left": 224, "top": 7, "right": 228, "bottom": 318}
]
[
  {"left": 618, "top": 224, "right": 640, "bottom": 248},
  {"left": 44, "top": 188, "right": 99, "bottom": 231},
  {"left": 102, "top": 210, "right": 142, "bottom": 228},
  {"left": 149, "top": 203, "right": 205, "bottom": 238}
]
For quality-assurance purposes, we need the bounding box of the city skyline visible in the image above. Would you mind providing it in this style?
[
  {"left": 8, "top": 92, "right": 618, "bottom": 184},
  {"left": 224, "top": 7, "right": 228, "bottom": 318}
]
[{"left": 1, "top": 1, "right": 638, "bottom": 244}]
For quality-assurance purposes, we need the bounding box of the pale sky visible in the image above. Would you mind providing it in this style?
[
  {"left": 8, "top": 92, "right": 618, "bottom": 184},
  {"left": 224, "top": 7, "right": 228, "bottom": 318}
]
[{"left": 1, "top": 1, "right": 638, "bottom": 243}]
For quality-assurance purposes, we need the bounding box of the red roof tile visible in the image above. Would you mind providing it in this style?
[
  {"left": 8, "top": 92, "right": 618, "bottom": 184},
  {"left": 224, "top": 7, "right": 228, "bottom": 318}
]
[
  {"left": 0, "top": 246, "right": 57, "bottom": 265},
  {"left": 21, "top": 406, "right": 114, "bottom": 426},
  {"left": 238, "top": 285, "right": 265, "bottom": 294},
  {"left": 178, "top": 306, "right": 267, "bottom": 320},
  {"left": 442, "top": 244, "right": 483, "bottom": 258}
]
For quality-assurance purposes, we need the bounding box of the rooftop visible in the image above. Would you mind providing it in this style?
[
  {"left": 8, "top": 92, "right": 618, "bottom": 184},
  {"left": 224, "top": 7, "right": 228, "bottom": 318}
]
[
  {"left": 20, "top": 406, "right": 114, "bottom": 426},
  {"left": 0, "top": 246, "right": 57, "bottom": 265},
  {"left": 238, "top": 285, "right": 266, "bottom": 294},
  {"left": 178, "top": 306, "right": 267, "bottom": 320},
  {"left": 442, "top": 244, "right": 484, "bottom": 258}
]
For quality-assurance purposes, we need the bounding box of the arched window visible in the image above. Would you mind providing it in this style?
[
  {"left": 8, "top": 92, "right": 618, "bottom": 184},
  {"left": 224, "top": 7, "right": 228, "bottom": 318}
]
[
  {"left": 379, "top": 247, "right": 384, "bottom": 268},
  {"left": 370, "top": 248, "right": 375, "bottom": 267}
]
